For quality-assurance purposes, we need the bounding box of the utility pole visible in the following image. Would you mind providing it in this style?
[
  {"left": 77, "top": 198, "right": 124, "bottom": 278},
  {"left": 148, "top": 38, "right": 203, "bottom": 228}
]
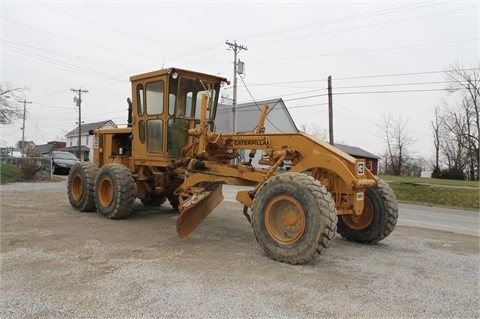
[
  {"left": 71, "top": 88, "right": 88, "bottom": 161},
  {"left": 18, "top": 99, "right": 32, "bottom": 153},
  {"left": 327, "top": 76, "right": 334, "bottom": 146},
  {"left": 226, "top": 40, "right": 247, "bottom": 133}
]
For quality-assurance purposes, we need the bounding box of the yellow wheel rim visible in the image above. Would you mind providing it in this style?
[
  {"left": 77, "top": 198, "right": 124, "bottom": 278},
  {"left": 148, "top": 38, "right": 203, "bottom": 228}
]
[
  {"left": 264, "top": 195, "right": 306, "bottom": 245},
  {"left": 341, "top": 197, "right": 374, "bottom": 230},
  {"left": 71, "top": 174, "right": 83, "bottom": 201},
  {"left": 98, "top": 176, "right": 114, "bottom": 208}
]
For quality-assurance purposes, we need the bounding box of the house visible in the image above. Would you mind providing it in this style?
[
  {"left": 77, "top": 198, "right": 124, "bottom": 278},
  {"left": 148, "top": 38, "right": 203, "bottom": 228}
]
[
  {"left": 216, "top": 98, "right": 298, "bottom": 166},
  {"left": 216, "top": 98, "right": 379, "bottom": 174},
  {"left": 335, "top": 144, "right": 379, "bottom": 175},
  {"left": 216, "top": 98, "right": 298, "bottom": 134},
  {"left": 62, "top": 120, "right": 116, "bottom": 162},
  {"left": 33, "top": 141, "right": 66, "bottom": 155}
]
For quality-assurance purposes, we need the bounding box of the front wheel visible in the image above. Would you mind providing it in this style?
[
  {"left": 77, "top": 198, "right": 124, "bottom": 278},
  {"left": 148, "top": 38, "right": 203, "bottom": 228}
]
[
  {"left": 94, "top": 164, "right": 135, "bottom": 219},
  {"left": 337, "top": 179, "right": 398, "bottom": 243},
  {"left": 252, "top": 172, "right": 337, "bottom": 265}
]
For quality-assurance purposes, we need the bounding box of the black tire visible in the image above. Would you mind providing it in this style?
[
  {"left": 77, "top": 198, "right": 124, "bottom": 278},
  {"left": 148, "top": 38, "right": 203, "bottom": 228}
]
[
  {"left": 337, "top": 178, "right": 398, "bottom": 244},
  {"left": 168, "top": 195, "right": 180, "bottom": 211},
  {"left": 67, "top": 162, "right": 98, "bottom": 212},
  {"left": 141, "top": 196, "right": 167, "bottom": 207},
  {"left": 94, "top": 164, "right": 135, "bottom": 219},
  {"left": 252, "top": 172, "right": 337, "bottom": 265},
  {"left": 374, "top": 179, "right": 398, "bottom": 242}
]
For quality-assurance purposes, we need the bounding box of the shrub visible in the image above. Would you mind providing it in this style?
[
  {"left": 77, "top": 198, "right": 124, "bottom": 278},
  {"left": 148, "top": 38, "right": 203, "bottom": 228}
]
[{"left": 19, "top": 157, "right": 41, "bottom": 181}]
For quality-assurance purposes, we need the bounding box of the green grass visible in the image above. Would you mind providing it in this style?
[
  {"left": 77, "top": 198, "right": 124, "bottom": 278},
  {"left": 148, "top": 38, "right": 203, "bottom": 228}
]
[
  {"left": 0, "top": 163, "right": 22, "bottom": 184},
  {"left": 379, "top": 174, "right": 479, "bottom": 211},
  {"left": 379, "top": 174, "right": 479, "bottom": 188}
]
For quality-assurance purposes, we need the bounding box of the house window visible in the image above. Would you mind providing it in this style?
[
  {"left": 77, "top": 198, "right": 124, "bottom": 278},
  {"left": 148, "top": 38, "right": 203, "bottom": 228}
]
[{"left": 368, "top": 160, "right": 373, "bottom": 171}]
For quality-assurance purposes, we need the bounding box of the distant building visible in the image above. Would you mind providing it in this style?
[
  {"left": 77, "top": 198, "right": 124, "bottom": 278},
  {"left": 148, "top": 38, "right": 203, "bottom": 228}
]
[
  {"left": 216, "top": 98, "right": 379, "bottom": 174},
  {"left": 63, "top": 120, "right": 116, "bottom": 162},
  {"left": 334, "top": 144, "right": 379, "bottom": 175},
  {"left": 33, "top": 141, "right": 66, "bottom": 155},
  {"left": 216, "top": 98, "right": 298, "bottom": 134}
]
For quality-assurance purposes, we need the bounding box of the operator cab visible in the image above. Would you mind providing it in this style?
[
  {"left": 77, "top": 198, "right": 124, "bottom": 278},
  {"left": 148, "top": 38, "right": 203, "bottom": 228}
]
[{"left": 130, "top": 68, "right": 228, "bottom": 161}]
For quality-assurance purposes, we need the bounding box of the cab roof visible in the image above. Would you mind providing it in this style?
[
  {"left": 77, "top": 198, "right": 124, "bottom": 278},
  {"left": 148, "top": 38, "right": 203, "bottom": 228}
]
[{"left": 130, "top": 67, "right": 228, "bottom": 83}]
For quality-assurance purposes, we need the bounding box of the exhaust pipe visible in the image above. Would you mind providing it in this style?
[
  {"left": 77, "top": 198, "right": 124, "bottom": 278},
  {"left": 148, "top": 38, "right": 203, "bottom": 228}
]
[{"left": 127, "top": 98, "right": 133, "bottom": 127}]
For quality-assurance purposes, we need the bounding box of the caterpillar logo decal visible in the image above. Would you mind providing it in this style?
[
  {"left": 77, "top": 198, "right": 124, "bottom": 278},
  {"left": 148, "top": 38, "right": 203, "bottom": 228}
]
[{"left": 233, "top": 140, "right": 269, "bottom": 146}]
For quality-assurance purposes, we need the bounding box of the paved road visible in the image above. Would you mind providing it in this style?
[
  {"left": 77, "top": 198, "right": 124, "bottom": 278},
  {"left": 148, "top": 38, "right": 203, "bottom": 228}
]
[
  {"left": 223, "top": 185, "right": 480, "bottom": 237},
  {"left": 398, "top": 203, "right": 479, "bottom": 236}
]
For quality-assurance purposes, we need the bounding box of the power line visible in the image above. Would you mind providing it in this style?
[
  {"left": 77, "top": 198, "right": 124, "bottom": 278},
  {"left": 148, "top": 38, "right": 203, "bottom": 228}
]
[
  {"left": 243, "top": 68, "right": 478, "bottom": 87},
  {"left": 250, "top": 6, "right": 476, "bottom": 47},
  {"left": 35, "top": 0, "right": 196, "bottom": 49},
  {"left": 244, "top": 1, "right": 442, "bottom": 40},
  {"left": 333, "top": 88, "right": 451, "bottom": 95},
  {"left": 245, "top": 38, "right": 478, "bottom": 63},
  {"left": 335, "top": 68, "right": 479, "bottom": 81}
]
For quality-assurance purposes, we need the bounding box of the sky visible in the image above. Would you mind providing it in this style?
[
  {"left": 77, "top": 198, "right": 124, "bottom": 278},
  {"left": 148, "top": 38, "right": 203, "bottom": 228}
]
[{"left": 1, "top": 0, "right": 478, "bottom": 162}]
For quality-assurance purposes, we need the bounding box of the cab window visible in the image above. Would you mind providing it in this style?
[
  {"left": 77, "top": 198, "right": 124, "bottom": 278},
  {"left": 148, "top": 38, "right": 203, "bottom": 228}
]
[
  {"left": 146, "top": 80, "right": 164, "bottom": 115},
  {"left": 146, "top": 119, "right": 163, "bottom": 153},
  {"left": 137, "top": 84, "right": 144, "bottom": 116}
]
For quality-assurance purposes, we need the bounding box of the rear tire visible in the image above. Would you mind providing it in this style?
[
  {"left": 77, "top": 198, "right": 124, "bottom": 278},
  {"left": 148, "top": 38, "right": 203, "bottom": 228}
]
[
  {"left": 67, "top": 162, "right": 98, "bottom": 212},
  {"left": 337, "top": 179, "right": 398, "bottom": 243},
  {"left": 252, "top": 172, "right": 337, "bottom": 264},
  {"left": 94, "top": 164, "right": 135, "bottom": 219}
]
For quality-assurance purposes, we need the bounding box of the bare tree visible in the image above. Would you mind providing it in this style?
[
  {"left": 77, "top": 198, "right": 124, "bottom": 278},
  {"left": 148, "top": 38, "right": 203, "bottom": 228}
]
[
  {"left": 435, "top": 63, "right": 479, "bottom": 180},
  {"left": 299, "top": 122, "right": 327, "bottom": 140},
  {"left": 0, "top": 82, "right": 25, "bottom": 125},
  {"left": 431, "top": 106, "right": 443, "bottom": 176},
  {"left": 378, "top": 113, "right": 417, "bottom": 176}
]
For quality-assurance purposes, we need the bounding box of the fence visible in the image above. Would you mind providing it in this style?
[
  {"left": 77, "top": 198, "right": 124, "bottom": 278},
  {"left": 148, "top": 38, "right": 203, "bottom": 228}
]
[{"left": 0, "top": 156, "right": 53, "bottom": 183}]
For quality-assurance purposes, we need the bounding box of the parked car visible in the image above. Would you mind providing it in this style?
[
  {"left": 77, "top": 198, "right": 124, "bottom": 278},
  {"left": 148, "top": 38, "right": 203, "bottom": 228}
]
[{"left": 44, "top": 151, "right": 79, "bottom": 174}]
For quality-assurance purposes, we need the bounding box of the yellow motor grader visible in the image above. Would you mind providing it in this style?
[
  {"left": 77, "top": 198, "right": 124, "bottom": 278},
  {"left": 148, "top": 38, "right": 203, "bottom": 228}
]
[{"left": 67, "top": 67, "right": 398, "bottom": 264}]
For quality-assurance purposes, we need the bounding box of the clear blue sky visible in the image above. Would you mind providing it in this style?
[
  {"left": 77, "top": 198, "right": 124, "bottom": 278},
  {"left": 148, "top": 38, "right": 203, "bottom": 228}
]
[{"left": 1, "top": 0, "right": 478, "bottom": 162}]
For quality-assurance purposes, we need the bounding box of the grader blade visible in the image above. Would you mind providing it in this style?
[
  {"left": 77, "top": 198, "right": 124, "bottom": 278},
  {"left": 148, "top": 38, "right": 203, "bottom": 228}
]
[{"left": 177, "top": 185, "right": 224, "bottom": 239}]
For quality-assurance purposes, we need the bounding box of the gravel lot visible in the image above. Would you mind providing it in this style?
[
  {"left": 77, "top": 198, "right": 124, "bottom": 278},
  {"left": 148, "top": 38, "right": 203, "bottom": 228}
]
[{"left": 1, "top": 180, "right": 479, "bottom": 319}]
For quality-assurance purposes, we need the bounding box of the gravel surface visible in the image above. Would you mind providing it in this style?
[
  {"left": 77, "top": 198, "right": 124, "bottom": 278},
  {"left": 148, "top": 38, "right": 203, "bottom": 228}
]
[{"left": 1, "top": 180, "right": 479, "bottom": 318}]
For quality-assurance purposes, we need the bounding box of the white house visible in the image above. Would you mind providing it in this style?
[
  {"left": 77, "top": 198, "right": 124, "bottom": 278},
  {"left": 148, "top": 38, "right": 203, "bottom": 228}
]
[{"left": 62, "top": 120, "right": 116, "bottom": 162}]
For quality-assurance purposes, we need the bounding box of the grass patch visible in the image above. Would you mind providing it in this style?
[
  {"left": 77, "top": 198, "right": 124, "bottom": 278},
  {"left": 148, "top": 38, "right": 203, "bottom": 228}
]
[
  {"left": 379, "top": 174, "right": 479, "bottom": 188},
  {"left": 0, "top": 163, "right": 23, "bottom": 184},
  {"left": 379, "top": 175, "right": 479, "bottom": 211}
]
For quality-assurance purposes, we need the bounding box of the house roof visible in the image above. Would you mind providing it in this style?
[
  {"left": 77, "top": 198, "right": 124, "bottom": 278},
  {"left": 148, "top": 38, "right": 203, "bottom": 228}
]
[
  {"left": 335, "top": 143, "right": 379, "bottom": 159},
  {"left": 66, "top": 120, "right": 116, "bottom": 137},
  {"left": 33, "top": 144, "right": 56, "bottom": 154},
  {"left": 57, "top": 146, "right": 90, "bottom": 152},
  {"left": 215, "top": 98, "right": 298, "bottom": 133}
]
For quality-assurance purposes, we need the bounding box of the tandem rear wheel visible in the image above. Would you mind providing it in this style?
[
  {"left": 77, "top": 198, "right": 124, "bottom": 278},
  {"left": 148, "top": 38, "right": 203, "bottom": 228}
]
[{"left": 94, "top": 164, "right": 135, "bottom": 219}]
